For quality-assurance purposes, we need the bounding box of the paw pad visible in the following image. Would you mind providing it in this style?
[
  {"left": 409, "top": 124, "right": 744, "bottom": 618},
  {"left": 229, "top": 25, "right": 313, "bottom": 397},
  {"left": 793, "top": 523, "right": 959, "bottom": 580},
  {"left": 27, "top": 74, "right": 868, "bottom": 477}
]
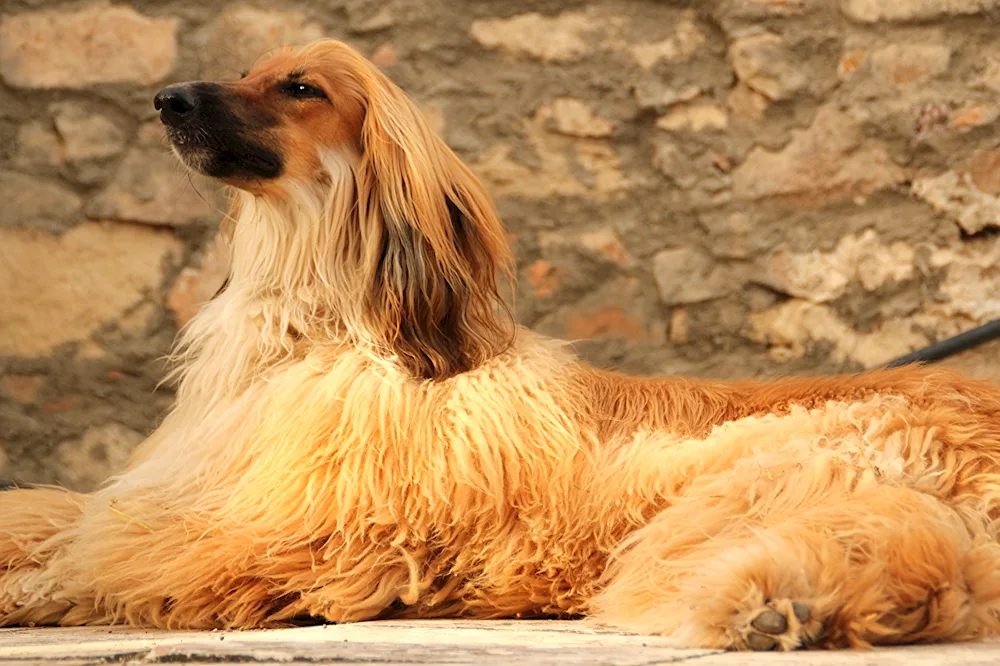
[
  {"left": 750, "top": 609, "right": 787, "bottom": 634},
  {"left": 746, "top": 632, "right": 778, "bottom": 651},
  {"left": 745, "top": 603, "right": 813, "bottom": 651},
  {"left": 792, "top": 601, "right": 810, "bottom": 624}
]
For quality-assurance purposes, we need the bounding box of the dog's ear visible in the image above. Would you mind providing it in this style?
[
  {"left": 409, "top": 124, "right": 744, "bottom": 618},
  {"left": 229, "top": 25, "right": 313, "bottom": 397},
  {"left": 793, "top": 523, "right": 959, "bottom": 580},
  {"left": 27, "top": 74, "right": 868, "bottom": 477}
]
[{"left": 353, "top": 74, "right": 513, "bottom": 380}]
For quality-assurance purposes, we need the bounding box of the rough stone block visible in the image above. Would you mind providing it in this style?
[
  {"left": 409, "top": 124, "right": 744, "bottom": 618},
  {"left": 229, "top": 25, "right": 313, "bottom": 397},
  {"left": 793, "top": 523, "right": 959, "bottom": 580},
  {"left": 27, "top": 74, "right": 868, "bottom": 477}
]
[
  {"left": 0, "top": 3, "right": 177, "bottom": 89},
  {"left": 0, "top": 222, "right": 182, "bottom": 356}
]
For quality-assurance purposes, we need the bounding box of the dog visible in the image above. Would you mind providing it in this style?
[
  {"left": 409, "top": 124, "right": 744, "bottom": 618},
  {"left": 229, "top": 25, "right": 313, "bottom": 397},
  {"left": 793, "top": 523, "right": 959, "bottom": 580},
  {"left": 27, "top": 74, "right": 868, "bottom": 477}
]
[{"left": 3, "top": 38, "right": 1000, "bottom": 652}]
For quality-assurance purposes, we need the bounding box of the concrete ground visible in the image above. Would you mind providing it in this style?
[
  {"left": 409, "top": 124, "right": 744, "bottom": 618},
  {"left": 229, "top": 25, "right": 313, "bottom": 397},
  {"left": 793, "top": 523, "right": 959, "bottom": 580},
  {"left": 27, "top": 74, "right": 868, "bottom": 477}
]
[{"left": 3, "top": 620, "right": 1000, "bottom": 665}]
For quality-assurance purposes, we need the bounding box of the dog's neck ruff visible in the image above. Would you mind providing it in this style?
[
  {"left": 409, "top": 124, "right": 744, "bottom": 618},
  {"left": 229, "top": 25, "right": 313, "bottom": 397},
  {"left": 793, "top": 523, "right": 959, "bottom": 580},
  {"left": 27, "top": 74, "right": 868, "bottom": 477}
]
[{"left": 169, "top": 153, "right": 388, "bottom": 415}]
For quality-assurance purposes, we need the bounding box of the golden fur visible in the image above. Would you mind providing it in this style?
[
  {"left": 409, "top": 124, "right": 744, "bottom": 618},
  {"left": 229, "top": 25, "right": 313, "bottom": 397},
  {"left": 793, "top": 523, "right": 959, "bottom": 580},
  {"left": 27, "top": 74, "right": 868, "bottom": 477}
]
[{"left": 4, "top": 40, "right": 1000, "bottom": 651}]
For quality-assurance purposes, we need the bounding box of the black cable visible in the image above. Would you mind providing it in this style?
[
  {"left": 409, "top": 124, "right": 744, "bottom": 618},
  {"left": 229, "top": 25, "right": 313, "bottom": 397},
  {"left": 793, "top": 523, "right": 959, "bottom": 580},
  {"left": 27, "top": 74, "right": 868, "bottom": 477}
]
[{"left": 884, "top": 319, "right": 1000, "bottom": 368}]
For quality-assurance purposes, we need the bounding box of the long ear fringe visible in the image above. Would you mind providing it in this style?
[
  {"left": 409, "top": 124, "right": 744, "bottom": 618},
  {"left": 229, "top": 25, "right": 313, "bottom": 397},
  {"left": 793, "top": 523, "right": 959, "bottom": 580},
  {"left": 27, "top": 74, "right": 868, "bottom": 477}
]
[{"left": 354, "top": 69, "right": 514, "bottom": 380}]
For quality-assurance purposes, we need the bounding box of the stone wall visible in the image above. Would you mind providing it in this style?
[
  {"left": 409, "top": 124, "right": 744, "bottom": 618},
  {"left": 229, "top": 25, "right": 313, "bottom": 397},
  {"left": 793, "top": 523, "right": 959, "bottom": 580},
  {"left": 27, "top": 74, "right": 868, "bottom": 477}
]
[{"left": 3, "top": 0, "right": 1000, "bottom": 489}]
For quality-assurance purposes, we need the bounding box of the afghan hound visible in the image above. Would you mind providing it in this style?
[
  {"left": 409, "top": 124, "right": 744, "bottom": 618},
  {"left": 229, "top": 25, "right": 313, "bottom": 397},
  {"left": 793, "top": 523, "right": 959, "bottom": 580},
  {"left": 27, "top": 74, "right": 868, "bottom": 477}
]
[{"left": 4, "top": 39, "right": 1000, "bottom": 652}]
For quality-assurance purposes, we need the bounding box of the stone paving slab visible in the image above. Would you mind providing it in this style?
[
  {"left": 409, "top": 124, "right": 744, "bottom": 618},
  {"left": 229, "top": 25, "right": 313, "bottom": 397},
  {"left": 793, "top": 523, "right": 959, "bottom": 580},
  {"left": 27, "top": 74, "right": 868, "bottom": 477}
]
[{"left": 2, "top": 620, "right": 999, "bottom": 665}]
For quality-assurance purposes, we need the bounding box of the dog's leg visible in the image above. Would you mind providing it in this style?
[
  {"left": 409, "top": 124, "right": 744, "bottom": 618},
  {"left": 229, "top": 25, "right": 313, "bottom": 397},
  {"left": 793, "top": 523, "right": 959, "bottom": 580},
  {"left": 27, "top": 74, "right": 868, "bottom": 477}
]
[
  {"left": 594, "top": 481, "right": 1000, "bottom": 650},
  {"left": 590, "top": 396, "right": 1000, "bottom": 650},
  {"left": 0, "top": 486, "right": 89, "bottom": 626}
]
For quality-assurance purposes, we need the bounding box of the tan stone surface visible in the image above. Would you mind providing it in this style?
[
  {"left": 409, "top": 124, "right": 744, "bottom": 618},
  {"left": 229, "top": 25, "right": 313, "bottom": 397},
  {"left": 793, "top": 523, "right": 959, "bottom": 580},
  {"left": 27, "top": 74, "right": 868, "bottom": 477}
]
[
  {"left": 870, "top": 43, "right": 952, "bottom": 88},
  {"left": 86, "top": 123, "right": 219, "bottom": 226},
  {"left": 842, "top": 0, "right": 1000, "bottom": 22},
  {"left": 470, "top": 9, "right": 707, "bottom": 69},
  {"left": 2, "top": 621, "right": 1000, "bottom": 664},
  {"left": 726, "top": 83, "right": 770, "bottom": 123},
  {"left": 57, "top": 423, "right": 144, "bottom": 492},
  {"left": 964, "top": 148, "right": 1000, "bottom": 194},
  {"left": 167, "top": 234, "right": 231, "bottom": 326},
  {"left": 50, "top": 102, "right": 126, "bottom": 163},
  {"left": 545, "top": 98, "right": 614, "bottom": 139},
  {"left": 656, "top": 104, "right": 729, "bottom": 132},
  {"left": 736, "top": 0, "right": 809, "bottom": 15},
  {"left": 634, "top": 81, "right": 702, "bottom": 111},
  {"left": 347, "top": 4, "right": 396, "bottom": 33},
  {"left": 193, "top": 5, "right": 325, "bottom": 79},
  {"left": 13, "top": 122, "right": 62, "bottom": 169},
  {"left": 470, "top": 12, "right": 604, "bottom": 62},
  {"left": 912, "top": 171, "right": 1000, "bottom": 235},
  {"left": 0, "top": 375, "right": 46, "bottom": 404},
  {"left": 651, "top": 140, "right": 698, "bottom": 188},
  {"left": 117, "top": 302, "right": 159, "bottom": 337},
  {"left": 0, "top": 222, "right": 182, "bottom": 356},
  {"left": 535, "top": 278, "right": 666, "bottom": 343},
  {"left": 652, "top": 247, "right": 731, "bottom": 305},
  {"left": 630, "top": 11, "right": 706, "bottom": 70},
  {"left": 0, "top": 171, "right": 81, "bottom": 227},
  {"left": 536, "top": 227, "right": 634, "bottom": 268},
  {"left": 748, "top": 233, "right": 1000, "bottom": 368},
  {"left": 749, "top": 300, "right": 932, "bottom": 367},
  {"left": 972, "top": 59, "right": 1000, "bottom": 92},
  {"left": 926, "top": 240, "right": 1000, "bottom": 327},
  {"left": 729, "top": 32, "right": 808, "bottom": 101},
  {"left": 758, "top": 231, "right": 915, "bottom": 303},
  {"left": 949, "top": 102, "right": 1000, "bottom": 132},
  {"left": 473, "top": 106, "right": 628, "bottom": 200},
  {"left": 0, "top": 3, "right": 177, "bottom": 89},
  {"left": 732, "top": 106, "right": 907, "bottom": 204}
]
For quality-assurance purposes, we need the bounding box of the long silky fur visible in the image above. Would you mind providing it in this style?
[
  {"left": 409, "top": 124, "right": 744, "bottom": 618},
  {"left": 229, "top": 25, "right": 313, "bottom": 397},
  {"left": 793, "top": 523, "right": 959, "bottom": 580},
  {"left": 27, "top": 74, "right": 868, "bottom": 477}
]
[{"left": 4, "top": 39, "right": 1000, "bottom": 651}]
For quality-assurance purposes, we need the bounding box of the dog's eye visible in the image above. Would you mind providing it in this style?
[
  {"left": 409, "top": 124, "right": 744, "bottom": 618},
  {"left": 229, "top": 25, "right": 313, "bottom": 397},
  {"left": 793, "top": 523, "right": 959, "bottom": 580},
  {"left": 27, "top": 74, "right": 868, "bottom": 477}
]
[
  {"left": 281, "top": 82, "right": 327, "bottom": 100},
  {"left": 239, "top": 70, "right": 248, "bottom": 79}
]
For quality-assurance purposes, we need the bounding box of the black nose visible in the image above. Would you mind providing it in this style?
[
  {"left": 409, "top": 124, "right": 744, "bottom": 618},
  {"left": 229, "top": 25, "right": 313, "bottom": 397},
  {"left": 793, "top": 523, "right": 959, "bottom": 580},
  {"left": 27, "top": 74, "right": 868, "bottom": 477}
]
[{"left": 154, "top": 85, "right": 198, "bottom": 125}]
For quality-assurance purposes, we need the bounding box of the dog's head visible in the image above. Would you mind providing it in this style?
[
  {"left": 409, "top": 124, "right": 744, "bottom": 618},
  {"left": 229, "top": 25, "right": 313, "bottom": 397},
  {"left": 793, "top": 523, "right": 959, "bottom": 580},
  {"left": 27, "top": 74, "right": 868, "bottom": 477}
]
[{"left": 155, "top": 39, "right": 513, "bottom": 381}]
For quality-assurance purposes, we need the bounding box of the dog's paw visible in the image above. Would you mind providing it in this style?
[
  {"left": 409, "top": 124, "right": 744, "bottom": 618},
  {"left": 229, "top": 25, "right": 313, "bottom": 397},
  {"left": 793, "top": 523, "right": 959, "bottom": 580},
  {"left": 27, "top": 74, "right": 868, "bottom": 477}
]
[{"left": 740, "top": 600, "right": 817, "bottom": 651}]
